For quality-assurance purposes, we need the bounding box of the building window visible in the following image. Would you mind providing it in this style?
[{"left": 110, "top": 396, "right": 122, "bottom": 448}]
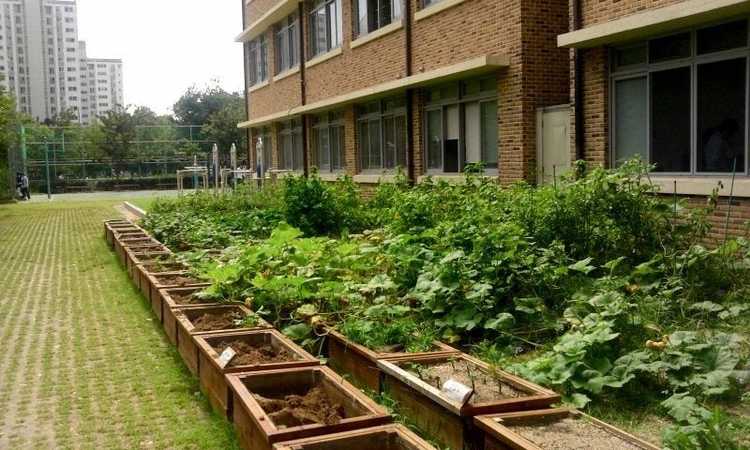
[
  {"left": 254, "top": 127, "right": 274, "bottom": 172},
  {"left": 424, "top": 76, "right": 498, "bottom": 173},
  {"left": 279, "top": 119, "right": 304, "bottom": 171},
  {"left": 357, "top": 96, "right": 407, "bottom": 171},
  {"left": 312, "top": 111, "right": 345, "bottom": 172},
  {"left": 611, "top": 19, "right": 749, "bottom": 174},
  {"left": 247, "top": 34, "right": 268, "bottom": 86},
  {"left": 355, "top": 0, "right": 401, "bottom": 37},
  {"left": 309, "top": 0, "right": 342, "bottom": 58},
  {"left": 275, "top": 13, "right": 299, "bottom": 74}
]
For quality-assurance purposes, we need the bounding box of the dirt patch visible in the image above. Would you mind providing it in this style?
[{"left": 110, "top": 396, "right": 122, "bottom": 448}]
[
  {"left": 212, "top": 339, "right": 296, "bottom": 367},
  {"left": 190, "top": 310, "right": 247, "bottom": 332},
  {"left": 169, "top": 291, "right": 209, "bottom": 305},
  {"left": 403, "top": 359, "right": 523, "bottom": 404},
  {"left": 142, "top": 263, "right": 184, "bottom": 273},
  {"left": 509, "top": 417, "right": 642, "bottom": 450},
  {"left": 252, "top": 387, "right": 345, "bottom": 428},
  {"left": 154, "top": 274, "right": 201, "bottom": 286}
]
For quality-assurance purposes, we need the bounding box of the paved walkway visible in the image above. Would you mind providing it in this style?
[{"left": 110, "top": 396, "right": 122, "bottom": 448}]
[{"left": 0, "top": 198, "right": 237, "bottom": 449}]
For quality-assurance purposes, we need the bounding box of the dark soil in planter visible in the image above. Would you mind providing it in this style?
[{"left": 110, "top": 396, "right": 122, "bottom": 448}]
[
  {"left": 404, "top": 358, "right": 523, "bottom": 403},
  {"left": 212, "top": 339, "right": 296, "bottom": 367},
  {"left": 142, "top": 262, "right": 184, "bottom": 272},
  {"left": 154, "top": 274, "right": 201, "bottom": 286},
  {"left": 508, "top": 418, "right": 642, "bottom": 450},
  {"left": 253, "top": 387, "right": 345, "bottom": 428},
  {"left": 192, "top": 310, "right": 251, "bottom": 332},
  {"left": 169, "top": 291, "right": 210, "bottom": 305}
]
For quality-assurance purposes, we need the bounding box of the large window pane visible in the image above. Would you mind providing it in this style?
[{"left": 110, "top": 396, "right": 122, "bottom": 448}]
[
  {"left": 481, "top": 100, "right": 498, "bottom": 168},
  {"left": 651, "top": 67, "right": 691, "bottom": 172},
  {"left": 383, "top": 116, "right": 395, "bottom": 169},
  {"left": 697, "top": 20, "right": 748, "bottom": 55},
  {"left": 465, "top": 102, "right": 481, "bottom": 164},
  {"left": 359, "top": 121, "right": 370, "bottom": 170},
  {"left": 331, "top": 126, "right": 344, "bottom": 170},
  {"left": 613, "top": 44, "right": 647, "bottom": 69},
  {"left": 427, "top": 109, "right": 442, "bottom": 169},
  {"left": 395, "top": 115, "right": 406, "bottom": 168},
  {"left": 368, "top": 120, "right": 382, "bottom": 168},
  {"left": 697, "top": 58, "right": 746, "bottom": 173},
  {"left": 317, "top": 127, "right": 330, "bottom": 170},
  {"left": 649, "top": 33, "right": 691, "bottom": 63},
  {"left": 614, "top": 77, "right": 648, "bottom": 165}
]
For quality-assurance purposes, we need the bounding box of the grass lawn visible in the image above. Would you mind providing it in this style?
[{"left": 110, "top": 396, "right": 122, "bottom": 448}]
[{"left": 0, "top": 197, "right": 238, "bottom": 449}]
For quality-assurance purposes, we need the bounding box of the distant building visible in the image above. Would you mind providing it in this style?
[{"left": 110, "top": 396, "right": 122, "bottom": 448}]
[{"left": 0, "top": 0, "right": 124, "bottom": 125}]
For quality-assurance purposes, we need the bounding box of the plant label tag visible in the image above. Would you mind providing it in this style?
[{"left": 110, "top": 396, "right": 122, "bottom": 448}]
[
  {"left": 218, "top": 347, "right": 237, "bottom": 369},
  {"left": 441, "top": 379, "right": 474, "bottom": 405}
]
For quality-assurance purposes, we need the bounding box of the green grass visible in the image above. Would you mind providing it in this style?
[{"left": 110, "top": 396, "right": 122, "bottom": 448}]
[{"left": 0, "top": 197, "right": 238, "bottom": 449}]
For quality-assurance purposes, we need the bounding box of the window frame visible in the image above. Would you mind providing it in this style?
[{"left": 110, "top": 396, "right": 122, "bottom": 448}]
[
  {"left": 308, "top": 0, "right": 342, "bottom": 59},
  {"left": 279, "top": 118, "right": 305, "bottom": 172},
  {"left": 355, "top": 0, "right": 402, "bottom": 38},
  {"left": 423, "top": 76, "right": 499, "bottom": 174},
  {"left": 609, "top": 18, "right": 750, "bottom": 176},
  {"left": 274, "top": 13, "right": 299, "bottom": 75},
  {"left": 247, "top": 34, "right": 268, "bottom": 87},
  {"left": 356, "top": 97, "right": 407, "bottom": 173},
  {"left": 312, "top": 111, "right": 346, "bottom": 173}
]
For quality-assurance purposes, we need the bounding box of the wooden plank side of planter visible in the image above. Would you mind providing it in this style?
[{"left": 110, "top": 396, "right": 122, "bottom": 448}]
[
  {"left": 145, "top": 271, "right": 208, "bottom": 323},
  {"left": 126, "top": 251, "right": 172, "bottom": 282},
  {"left": 474, "top": 408, "right": 660, "bottom": 450},
  {"left": 378, "top": 353, "right": 560, "bottom": 450},
  {"left": 227, "top": 366, "right": 391, "bottom": 450},
  {"left": 174, "top": 304, "right": 272, "bottom": 375},
  {"left": 122, "top": 243, "right": 169, "bottom": 268},
  {"left": 161, "top": 287, "right": 222, "bottom": 346},
  {"left": 272, "top": 424, "right": 437, "bottom": 450},
  {"left": 195, "top": 329, "right": 321, "bottom": 419},
  {"left": 324, "top": 330, "right": 459, "bottom": 392},
  {"left": 107, "top": 226, "right": 140, "bottom": 248}
]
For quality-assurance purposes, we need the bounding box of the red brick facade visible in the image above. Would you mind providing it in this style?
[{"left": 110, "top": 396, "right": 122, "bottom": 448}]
[{"left": 242, "top": 0, "right": 570, "bottom": 184}]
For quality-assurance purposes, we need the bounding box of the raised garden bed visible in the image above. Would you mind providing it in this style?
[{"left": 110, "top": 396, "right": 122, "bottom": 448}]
[
  {"left": 126, "top": 250, "right": 173, "bottom": 281},
  {"left": 121, "top": 243, "right": 169, "bottom": 267},
  {"left": 115, "top": 236, "right": 160, "bottom": 265},
  {"left": 106, "top": 225, "right": 141, "bottom": 247},
  {"left": 474, "top": 408, "right": 659, "bottom": 450},
  {"left": 272, "top": 424, "right": 436, "bottom": 450},
  {"left": 195, "top": 329, "right": 321, "bottom": 418},
  {"left": 226, "top": 366, "right": 391, "bottom": 450},
  {"left": 324, "top": 329, "right": 459, "bottom": 391},
  {"left": 161, "top": 287, "right": 223, "bottom": 345},
  {"left": 134, "top": 261, "right": 186, "bottom": 295},
  {"left": 173, "top": 304, "right": 272, "bottom": 375},
  {"left": 143, "top": 270, "right": 204, "bottom": 320},
  {"left": 377, "top": 353, "right": 560, "bottom": 450}
]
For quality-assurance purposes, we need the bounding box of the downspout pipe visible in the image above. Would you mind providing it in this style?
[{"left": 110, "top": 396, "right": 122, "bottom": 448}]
[
  {"left": 404, "top": 0, "right": 415, "bottom": 183},
  {"left": 299, "top": 1, "right": 309, "bottom": 177},
  {"left": 572, "top": 0, "right": 585, "bottom": 161},
  {"left": 241, "top": 0, "right": 252, "bottom": 166}
]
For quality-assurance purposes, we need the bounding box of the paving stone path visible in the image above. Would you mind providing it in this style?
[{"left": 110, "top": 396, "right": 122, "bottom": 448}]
[{"left": 0, "top": 199, "right": 238, "bottom": 449}]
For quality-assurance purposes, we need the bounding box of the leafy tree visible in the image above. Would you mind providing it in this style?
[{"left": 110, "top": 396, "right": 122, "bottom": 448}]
[
  {"left": 0, "top": 84, "right": 16, "bottom": 199},
  {"left": 98, "top": 109, "right": 136, "bottom": 176}
]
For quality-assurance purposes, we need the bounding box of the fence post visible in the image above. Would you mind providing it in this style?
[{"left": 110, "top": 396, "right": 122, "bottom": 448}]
[{"left": 44, "top": 140, "right": 51, "bottom": 200}]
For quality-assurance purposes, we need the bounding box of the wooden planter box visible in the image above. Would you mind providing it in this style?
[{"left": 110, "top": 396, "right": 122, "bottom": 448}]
[
  {"left": 134, "top": 261, "right": 186, "bottom": 295},
  {"left": 273, "top": 424, "right": 436, "bottom": 450},
  {"left": 146, "top": 271, "right": 210, "bottom": 322},
  {"left": 116, "top": 237, "right": 160, "bottom": 265},
  {"left": 174, "top": 304, "right": 272, "bottom": 375},
  {"left": 126, "top": 250, "right": 172, "bottom": 281},
  {"left": 377, "top": 353, "right": 560, "bottom": 450},
  {"left": 324, "top": 330, "right": 459, "bottom": 391},
  {"left": 227, "top": 366, "right": 391, "bottom": 450},
  {"left": 474, "top": 408, "right": 659, "bottom": 450},
  {"left": 195, "top": 329, "right": 321, "bottom": 418},
  {"left": 121, "top": 243, "right": 169, "bottom": 267},
  {"left": 106, "top": 225, "right": 141, "bottom": 247},
  {"left": 161, "top": 287, "right": 223, "bottom": 345}
]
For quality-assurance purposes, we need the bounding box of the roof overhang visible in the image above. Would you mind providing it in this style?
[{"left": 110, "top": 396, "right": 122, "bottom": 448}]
[
  {"left": 237, "top": 54, "right": 509, "bottom": 129},
  {"left": 236, "top": 0, "right": 300, "bottom": 43},
  {"left": 558, "top": 0, "right": 750, "bottom": 48}
]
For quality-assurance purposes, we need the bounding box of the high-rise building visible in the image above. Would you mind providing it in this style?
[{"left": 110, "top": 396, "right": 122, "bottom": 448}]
[{"left": 0, "top": 0, "right": 123, "bottom": 124}]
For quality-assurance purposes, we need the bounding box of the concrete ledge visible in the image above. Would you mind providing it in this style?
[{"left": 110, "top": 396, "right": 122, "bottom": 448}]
[
  {"left": 351, "top": 22, "right": 403, "bottom": 49},
  {"left": 415, "top": 0, "right": 467, "bottom": 22},
  {"left": 248, "top": 80, "right": 269, "bottom": 93},
  {"left": 558, "top": 0, "right": 750, "bottom": 48},
  {"left": 305, "top": 47, "right": 343, "bottom": 69},
  {"left": 317, "top": 172, "right": 347, "bottom": 181},
  {"left": 353, "top": 173, "right": 399, "bottom": 184},
  {"left": 123, "top": 201, "right": 146, "bottom": 219},
  {"left": 272, "top": 66, "right": 300, "bottom": 82},
  {"left": 236, "top": 0, "right": 300, "bottom": 43},
  {"left": 650, "top": 176, "right": 750, "bottom": 198}
]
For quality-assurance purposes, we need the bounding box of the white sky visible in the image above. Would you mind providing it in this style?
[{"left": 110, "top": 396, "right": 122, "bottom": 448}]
[{"left": 76, "top": 0, "right": 244, "bottom": 116}]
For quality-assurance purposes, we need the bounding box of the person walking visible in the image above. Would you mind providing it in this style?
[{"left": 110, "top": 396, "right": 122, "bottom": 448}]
[{"left": 20, "top": 173, "right": 30, "bottom": 200}]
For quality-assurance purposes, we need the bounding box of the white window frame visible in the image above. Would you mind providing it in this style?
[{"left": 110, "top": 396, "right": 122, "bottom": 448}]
[
  {"left": 355, "top": 0, "right": 402, "bottom": 38},
  {"left": 247, "top": 34, "right": 268, "bottom": 87},
  {"left": 309, "top": 0, "right": 342, "bottom": 58},
  {"left": 312, "top": 111, "right": 346, "bottom": 172},
  {"left": 357, "top": 97, "right": 407, "bottom": 172},
  {"left": 275, "top": 13, "right": 299, "bottom": 74}
]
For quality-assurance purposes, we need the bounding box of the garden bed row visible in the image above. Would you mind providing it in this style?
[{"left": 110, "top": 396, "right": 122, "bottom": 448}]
[{"left": 104, "top": 218, "right": 660, "bottom": 450}]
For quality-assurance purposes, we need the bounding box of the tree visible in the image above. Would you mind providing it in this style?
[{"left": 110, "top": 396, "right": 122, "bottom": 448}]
[
  {"left": 173, "top": 82, "right": 238, "bottom": 126},
  {"left": 0, "top": 85, "right": 16, "bottom": 199},
  {"left": 98, "top": 109, "right": 136, "bottom": 176},
  {"left": 202, "top": 95, "right": 246, "bottom": 157}
]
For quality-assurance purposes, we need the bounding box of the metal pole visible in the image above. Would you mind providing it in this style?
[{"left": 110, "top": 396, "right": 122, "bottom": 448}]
[
  {"left": 723, "top": 158, "right": 738, "bottom": 244},
  {"left": 45, "top": 141, "right": 51, "bottom": 200},
  {"left": 20, "top": 125, "right": 27, "bottom": 174}
]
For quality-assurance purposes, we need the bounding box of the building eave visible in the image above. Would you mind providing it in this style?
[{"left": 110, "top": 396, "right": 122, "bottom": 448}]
[
  {"left": 558, "top": 0, "right": 750, "bottom": 48},
  {"left": 237, "top": 54, "right": 509, "bottom": 129},
  {"left": 235, "top": 0, "right": 300, "bottom": 43}
]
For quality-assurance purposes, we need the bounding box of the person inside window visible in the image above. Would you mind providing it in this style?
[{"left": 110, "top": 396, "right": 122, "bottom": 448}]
[{"left": 703, "top": 119, "right": 740, "bottom": 172}]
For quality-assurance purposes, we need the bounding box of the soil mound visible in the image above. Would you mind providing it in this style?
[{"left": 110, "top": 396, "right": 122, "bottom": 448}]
[{"left": 253, "top": 387, "right": 344, "bottom": 428}]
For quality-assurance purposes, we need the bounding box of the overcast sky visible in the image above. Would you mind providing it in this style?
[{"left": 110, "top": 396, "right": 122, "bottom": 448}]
[{"left": 76, "top": 0, "right": 244, "bottom": 116}]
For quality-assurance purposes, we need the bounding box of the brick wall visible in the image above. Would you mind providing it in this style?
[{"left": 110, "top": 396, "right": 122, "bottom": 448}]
[{"left": 579, "top": 0, "right": 683, "bottom": 28}]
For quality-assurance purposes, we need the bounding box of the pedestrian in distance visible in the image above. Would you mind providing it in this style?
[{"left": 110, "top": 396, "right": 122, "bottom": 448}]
[{"left": 20, "top": 173, "right": 30, "bottom": 201}]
